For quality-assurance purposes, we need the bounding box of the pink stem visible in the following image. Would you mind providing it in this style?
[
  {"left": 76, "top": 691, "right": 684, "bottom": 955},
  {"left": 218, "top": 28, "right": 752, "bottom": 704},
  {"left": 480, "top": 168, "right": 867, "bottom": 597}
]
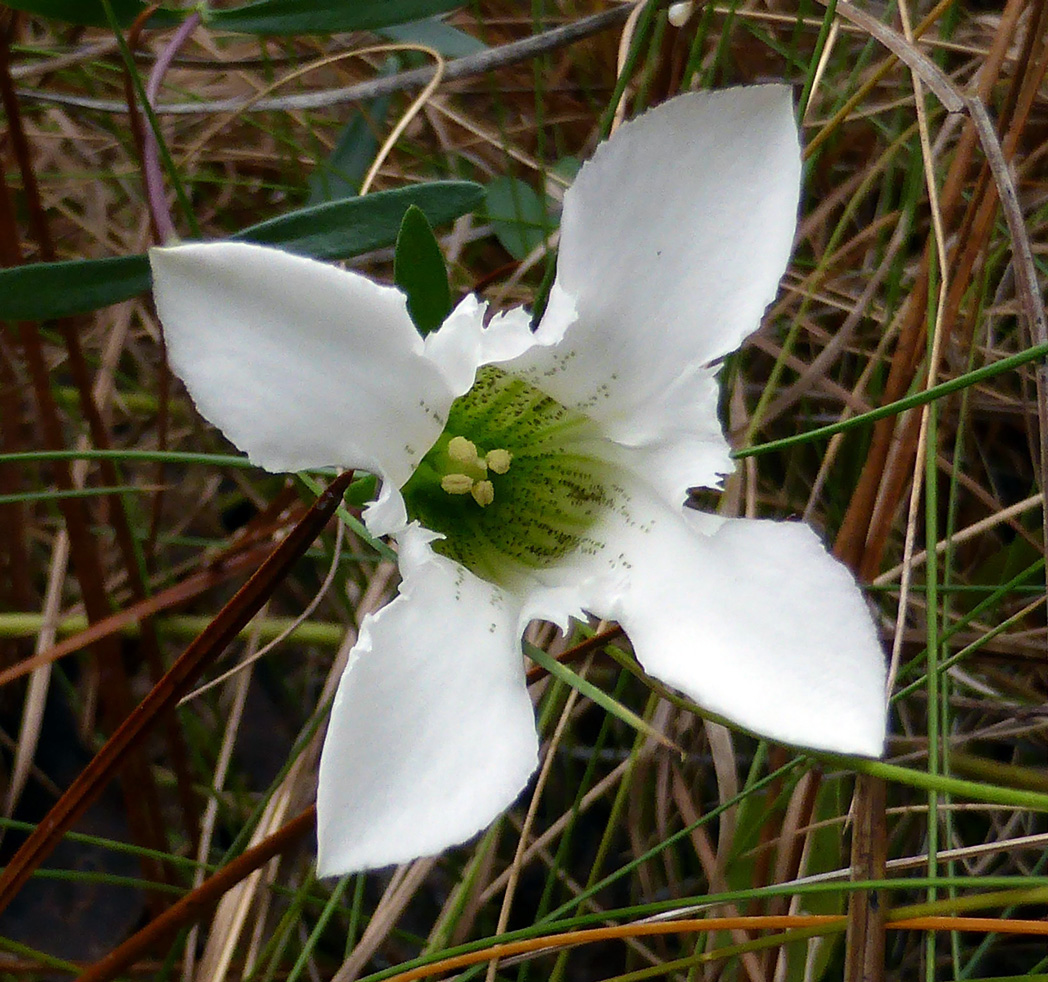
[{"left": 142, "top": 12, "right": 201, "bottom": 243}]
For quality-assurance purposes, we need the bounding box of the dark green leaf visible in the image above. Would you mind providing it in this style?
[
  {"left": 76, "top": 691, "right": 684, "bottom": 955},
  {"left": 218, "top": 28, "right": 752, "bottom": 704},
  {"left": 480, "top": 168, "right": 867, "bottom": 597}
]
[
  {"left": 208, "top": 0, "right": 462, "bottom": 35},
  {"left": 2, "top": 0, "right": 179, "bottom": 28},
  {"left": 0, "top": 182, "right": 482, "bottom": 321},
  {"left": 0, "top": 255, "right": 150, "bottom": 322},
  {"left": 485, "top": 176, "right": 555, "bottom": 260},
  {"left": 394, "top": 205, "right": 451, "bottom": 336},
  {"left": 233, "top": 181, "right": 482, "bottom": 261}
]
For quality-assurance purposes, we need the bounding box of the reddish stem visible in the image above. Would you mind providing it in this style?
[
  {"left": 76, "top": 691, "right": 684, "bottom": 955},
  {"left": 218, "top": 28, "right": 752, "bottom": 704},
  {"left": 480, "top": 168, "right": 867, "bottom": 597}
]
[{"left": 143, "top": 12, "right": 201, "bottom": 242}]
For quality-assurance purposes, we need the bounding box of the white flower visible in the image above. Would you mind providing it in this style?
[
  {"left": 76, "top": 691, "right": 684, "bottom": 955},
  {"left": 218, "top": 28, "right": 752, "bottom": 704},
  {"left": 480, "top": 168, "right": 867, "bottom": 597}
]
[{"left": 149, "top": 85, "right": 887, "bottom": 877}]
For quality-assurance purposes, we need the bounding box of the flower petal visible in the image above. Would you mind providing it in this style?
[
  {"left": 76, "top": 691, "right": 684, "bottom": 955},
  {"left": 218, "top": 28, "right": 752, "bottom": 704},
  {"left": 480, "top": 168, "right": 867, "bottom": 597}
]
[
  {"left": 423, "top": 295, "right": 543, "bottom": 394},
  {"left": 602, "top": 367, "right": 733, "bottom": 506},
  {"left": 505, "top": 85, "right": 801, "bottom": 499},
  {"left": 150, "top": 242, "right": 455, "bottom": 491},
  {"left": 527, "top": 475, "right": 886, "bottom": 757},
  {"left": 316, "top": 525, "right": 539, "bottom": 875}
]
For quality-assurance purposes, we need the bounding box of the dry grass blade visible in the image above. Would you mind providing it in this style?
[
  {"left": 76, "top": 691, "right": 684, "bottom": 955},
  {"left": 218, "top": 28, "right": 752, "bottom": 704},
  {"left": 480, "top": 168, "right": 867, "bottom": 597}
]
[
  {"left": 75, "top": 807, "right": 317, "bottom": 982},
  {"left": 0, "top": 541, "right": 274, "bottom": 688},
  {"left": 0, "top": 23, "right": 176, "bottom": 902},
  {"left": 0, "top": 470, "right": 354, "bottom": 915},
  {"left": 828, "top": 1, "right": 962, "bottom": 113}
]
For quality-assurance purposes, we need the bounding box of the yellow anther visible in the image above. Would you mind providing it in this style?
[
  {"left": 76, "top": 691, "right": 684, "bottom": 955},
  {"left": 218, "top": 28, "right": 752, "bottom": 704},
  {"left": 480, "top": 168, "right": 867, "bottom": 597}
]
[
  {"left": 447, "top": 436, "right": 480, "bottom": 466},
  {"left": 441, "top": 473, "right": 474, "bottom": 495},
  {"left": 471, "top": 480, "right": 495, "bottom": 507},
  {"left": 485, "top": 448, "right": 513, "bottom": 474}
]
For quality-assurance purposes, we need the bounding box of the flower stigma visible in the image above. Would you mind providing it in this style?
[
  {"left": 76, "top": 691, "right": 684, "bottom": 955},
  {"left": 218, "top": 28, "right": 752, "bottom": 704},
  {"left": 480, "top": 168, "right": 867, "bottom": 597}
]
[{"left": 400, "top": 366, "right": 611, "bottom": 586}]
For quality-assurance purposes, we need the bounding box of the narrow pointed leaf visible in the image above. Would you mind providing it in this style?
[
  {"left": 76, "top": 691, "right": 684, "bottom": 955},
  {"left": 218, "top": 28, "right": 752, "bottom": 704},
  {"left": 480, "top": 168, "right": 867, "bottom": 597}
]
[
  {"left": 394, "top": 205, "right": 451, "bottom": 336},
  {"left": 231, "top": 180, "right": 482, "bottom": 260},
  {"left": 0, "top": 181, "right": 482, "bottom": 321},
  {"left": 0, "top": 255, "right": 150, "bottom": 322},
  {"left": 207, "top": 0, "right": 462, "bottom": 35}
]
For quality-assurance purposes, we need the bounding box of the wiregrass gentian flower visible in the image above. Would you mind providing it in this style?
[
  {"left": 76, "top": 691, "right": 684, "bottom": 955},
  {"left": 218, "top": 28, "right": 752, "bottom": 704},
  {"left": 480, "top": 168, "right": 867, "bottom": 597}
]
[{"left": 150, "top": 85, "right": 886, "bottom": 876}]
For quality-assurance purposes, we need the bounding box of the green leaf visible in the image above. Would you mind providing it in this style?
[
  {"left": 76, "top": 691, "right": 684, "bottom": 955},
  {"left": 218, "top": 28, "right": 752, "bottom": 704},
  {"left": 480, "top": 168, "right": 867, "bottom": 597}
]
[
  {"left": 0, "top": 255, "right": 150, "bottom": 322},
  {"left": 2, "top": 0, "right": 179, "bottom": 28},
  {"left": 207, "top": 0, "right": 462, "bottom": 35},
  {"left": 233, "top": 181, "right": 481, "bottom": 260},
  {"left": 0, "top": 182, "right": 482, "bottom": 321},
  {"left": 379, "top": 16, "right": 487, "bottom": 57},
  {"left": 394, "top": 205, "right": 451, "bottom": 336},
  {"left": 485, "top": 176, "right": 555, "bottom": 260},
  {"left": 306, "top": 77, "right": 394, "bottom": 205}
]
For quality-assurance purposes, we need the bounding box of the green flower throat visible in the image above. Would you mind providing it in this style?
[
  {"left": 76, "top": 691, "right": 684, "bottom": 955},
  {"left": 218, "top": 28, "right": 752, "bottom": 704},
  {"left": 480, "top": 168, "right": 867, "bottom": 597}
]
[{"left": 401, "top": 367, "right": 610, "bottom": 585}]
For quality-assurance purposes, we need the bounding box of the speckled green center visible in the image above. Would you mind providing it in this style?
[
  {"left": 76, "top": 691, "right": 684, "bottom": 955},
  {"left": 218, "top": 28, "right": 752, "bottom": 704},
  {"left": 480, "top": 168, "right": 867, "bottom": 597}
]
[{"left": 401, "top": 366, "right": 610, "bottom": 584}]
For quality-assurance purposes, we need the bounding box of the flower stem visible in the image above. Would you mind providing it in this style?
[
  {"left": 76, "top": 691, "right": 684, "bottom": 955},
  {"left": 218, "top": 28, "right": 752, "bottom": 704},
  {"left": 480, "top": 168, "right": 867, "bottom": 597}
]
[{"left": 143, "top": 12, "right": 202, "bottom": 243}]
